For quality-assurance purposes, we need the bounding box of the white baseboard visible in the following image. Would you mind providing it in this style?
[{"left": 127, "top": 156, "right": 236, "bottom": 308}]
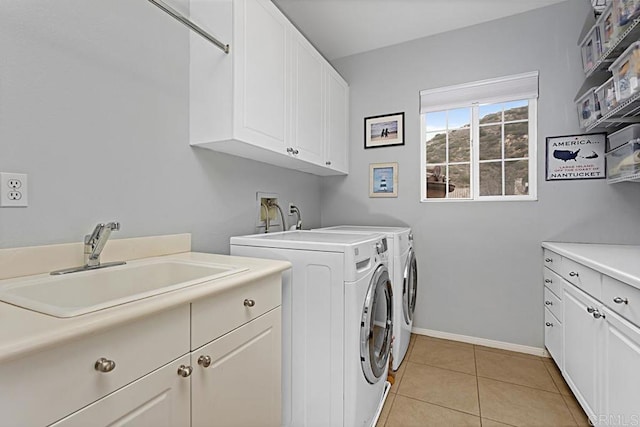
[{"left": 411, "top": 327, "right": 549, "bottom": 358}]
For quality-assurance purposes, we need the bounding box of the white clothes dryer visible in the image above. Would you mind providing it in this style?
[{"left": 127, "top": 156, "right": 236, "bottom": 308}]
[
  {"left": 230, "top": 231, "right": 393, "bottom": 427},
  {"left": 312, "top": 226, "right": 417, "bottom": 371}
]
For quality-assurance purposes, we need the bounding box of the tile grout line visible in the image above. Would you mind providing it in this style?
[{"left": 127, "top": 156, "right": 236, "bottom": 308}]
[
  {"left": 474, "top": 345, "right": 483, "bottom": 425},
  {"left": 393, "top": 393, "right": 483, "bottom": 420}
]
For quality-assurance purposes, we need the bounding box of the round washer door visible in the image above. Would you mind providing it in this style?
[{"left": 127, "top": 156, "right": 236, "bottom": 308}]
[
  {"left": 402, "top": 248, "right": 418, "bottom": 324},
  {"left": 360, "top": 265, "right": 394, "bottom": 384}
]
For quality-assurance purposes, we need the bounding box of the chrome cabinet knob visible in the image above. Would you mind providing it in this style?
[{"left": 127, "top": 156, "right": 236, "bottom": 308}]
[
  {"left": 177, "top": 365, "right": 193, "bottom": 377},
  {"left": 293, "top": 149, "right": 299, "bottom": 155},
  {"left": 545, "top": 301, "right": 553, "bottom": 306},
  {"left": 95, "top": 357, "right": 116, "bottom": 373},
  {"left": 197, "top": 355, "right": 212, "bottom": 368},
  {"left": 286, "top": 147, "right": 293, "bottom": 153},
  {"left": 544, "top": 279, "right": 552, "bottom": 284},
  {"left": 545, "top": 322, "right": 553, "bottom": 327},
  {"left": 586, "top": 306, "right": 596, "bottom": 314},
  {"left": 244, "top": 299, "right": 255, "bottom": 307},
  {"left": 569, "top": 271, "right": 579, "bottom": 277},
  {"left": 613, "top": 297, "right": 629, "bottom": 304},
  {"left": 326, "top": 161, "right": 332, "bottom": 165},
  {"left": 593, "top": 310, "right": 605, "bottom": 319},
  {"left": 545, "top": 258, "right": 552, "bottom": 262}
]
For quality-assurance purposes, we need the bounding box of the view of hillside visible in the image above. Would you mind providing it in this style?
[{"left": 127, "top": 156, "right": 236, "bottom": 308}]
[{"left": 426, "top": 106, "right": 529, "bottom": 197}]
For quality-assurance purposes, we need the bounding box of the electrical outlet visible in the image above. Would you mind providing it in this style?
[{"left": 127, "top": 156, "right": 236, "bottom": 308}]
[
  {"left": 1, "top": 172, "right": 28, "bottom": 207},
  {"left": 288, "top": 203, "right": 295, "bottom": 215}
]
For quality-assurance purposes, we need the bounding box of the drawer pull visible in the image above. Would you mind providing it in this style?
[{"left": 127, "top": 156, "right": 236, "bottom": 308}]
[
  {"left": 326, "top": 161, "right": 332, "bottom": 166},
  {"left": 244, "top": 299, "right": 256, "bottom": 307},
  {"left": 545, "top": 301, "right": 553, "bottom": 306},
  {"left": 544, "top": 279, "right": 552, "bottom": 283},
  {"left": 613, "top": 297, "right": 629, "bottom": 305},
  {"left": 545, "top": 322, "right": 553, "bottom": 327},
  {"left": 586, "top": 306, "right": 596, "bottom": 314},
  {"left": 197, "top": 355, "right": 212, "bottom": 368},
  {"left": 94, "top": 357, "right": 116, "bottom": 373},
  {"left": 545, "top": 258, "right": 553, "bottom": 263},
  {"left": 569, "top": 271, "right": 579, "bottom": 277},
  {"left": 177, "top": 365, "right": 193, "bottom": 378},
  {"left": 593, "top": 310, "right": 605, "bottom": 320}
]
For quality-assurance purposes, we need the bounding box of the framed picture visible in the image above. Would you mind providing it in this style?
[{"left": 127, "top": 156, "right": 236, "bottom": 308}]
[
  {"left": 369, "top": 162, "right": 398, "bottom": 198},
  {"left": 364, "top": 112, "right": 405, "bottom": 149},
  {"left": 545, "top": 132, "right": 606, "bottom": 181}
]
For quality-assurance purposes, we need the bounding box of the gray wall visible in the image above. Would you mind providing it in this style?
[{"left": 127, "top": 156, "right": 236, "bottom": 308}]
[
  {"left": 0, "top": 0, "right": 321, "bottom": 253},
  {"left": 324, "top": 0, "right": 640, "bottom": 348}
]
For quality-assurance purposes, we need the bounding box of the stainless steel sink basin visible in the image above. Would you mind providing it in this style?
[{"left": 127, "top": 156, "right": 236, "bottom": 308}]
[{"left": 0, "top": 259, "right": 247, "bottom": 318}]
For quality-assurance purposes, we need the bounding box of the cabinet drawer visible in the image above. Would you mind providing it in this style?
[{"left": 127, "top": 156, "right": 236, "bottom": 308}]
[
  {"left": 543, "top": 267, "right": 563, "bottom": 300},
  {"left": 544, "top": 286, "right": 563, "bottom": 321},
  {"left": 0, "top": 305, "right": 190, "bottom": 427},
  {"left": 544, "top": 308, "right": 563, "bottom": 368},
  {"left": 191, "top": 273, "right": 281, "bottom": 349},
  {"left": 543, "top": 249, "right": 561, "bottom": 273},
  {"left": 561, "top": 258, "right": 601, "bottom": 300},
  {"left": 602, "top": 275, "right": 640, "bottom": 328}
]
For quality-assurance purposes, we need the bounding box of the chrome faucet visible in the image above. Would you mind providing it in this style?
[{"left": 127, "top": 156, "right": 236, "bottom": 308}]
[
  {"left": 50, "top": 222, "right": 126, "bottom": 275},
  {"left": 85, "top": 222, "right": 120, "bottom": 267}
]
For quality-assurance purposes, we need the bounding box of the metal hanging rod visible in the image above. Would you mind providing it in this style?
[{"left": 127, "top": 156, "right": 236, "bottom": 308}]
[{"left": 147, "top": 0, "right": 230, "bottom": 54}]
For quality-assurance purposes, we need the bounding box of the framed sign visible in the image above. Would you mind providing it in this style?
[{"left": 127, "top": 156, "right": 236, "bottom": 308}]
[
  {"left": 364, "top": 112, "right": 405, "bottom": 149},
  {"left": 545, "top": 133, "right": 606, "bottom": 181},
  {"left": 369, "top": 162, "right": 398, "bottom": 197}
]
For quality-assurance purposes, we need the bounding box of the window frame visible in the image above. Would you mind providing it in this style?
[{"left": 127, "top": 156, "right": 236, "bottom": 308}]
[{"left": 420, "top": 99, "right": 538, "bottom": 203}]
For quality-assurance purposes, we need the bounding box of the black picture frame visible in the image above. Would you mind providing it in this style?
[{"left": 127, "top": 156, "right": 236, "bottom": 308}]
[
  {"left": 364, "top": 112, "right": 405, "bottom": 149},
  {"left": 545, "top": 132, "right": 607, "bottom": 181}
]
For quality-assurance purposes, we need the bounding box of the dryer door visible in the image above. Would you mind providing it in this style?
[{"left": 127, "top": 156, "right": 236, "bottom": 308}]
[
  {"left": 403, "top": 248, "right": 418, "bottom": 324},
  {"left": 360, "top": 265, "right": 393, "bottom": 384}
]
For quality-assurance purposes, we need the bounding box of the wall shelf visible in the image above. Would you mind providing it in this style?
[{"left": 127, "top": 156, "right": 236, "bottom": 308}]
[
  {"left": 586, "top": 92, "right": 640, "bottom": 131},
  {"left": 585, "top": 17, "right": 640, "bottom": 78}
]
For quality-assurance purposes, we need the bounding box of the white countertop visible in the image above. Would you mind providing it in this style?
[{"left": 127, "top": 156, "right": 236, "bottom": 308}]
[
  {"left": 542, "top": 242, "right": 640, "bottom": 290},
  {"left": 0, "top": 252, "right": 290, "bottom": 364}
]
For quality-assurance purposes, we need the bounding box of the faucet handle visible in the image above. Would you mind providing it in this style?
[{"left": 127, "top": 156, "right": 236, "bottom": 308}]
[{"left": 85, "top": 223, "right": 106, "bottom": 245}]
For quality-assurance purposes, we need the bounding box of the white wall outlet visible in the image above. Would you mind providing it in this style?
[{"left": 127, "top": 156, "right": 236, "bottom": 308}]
[
  {"left": 288, "top": 203, "right": 295, "bottom": 216},
  {"left": 0, "top": 172, "right": 28, "bottom": 207}
]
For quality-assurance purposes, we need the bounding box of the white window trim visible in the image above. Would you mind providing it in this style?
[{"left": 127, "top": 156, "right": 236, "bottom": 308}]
[{"left": 420, "top": 98, "right": 538, "bottom": 203}]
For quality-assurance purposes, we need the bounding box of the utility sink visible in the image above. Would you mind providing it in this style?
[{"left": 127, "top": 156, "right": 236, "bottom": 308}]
[{"left": 0, "top": 259, "right": 248, "bottom": 318}]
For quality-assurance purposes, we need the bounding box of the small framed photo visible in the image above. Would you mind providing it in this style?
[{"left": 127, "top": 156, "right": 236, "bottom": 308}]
[
  {"left": 364, "top": 112, "right": 405, "bottom": 149},
  {"left": 545, "top": 133, "right": 606, "bottom": 181},
  {"left": 369, "top": 162, "right": 398, "bottom": 198}
]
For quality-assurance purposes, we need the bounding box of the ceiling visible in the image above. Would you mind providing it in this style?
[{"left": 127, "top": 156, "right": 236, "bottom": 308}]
[{"left": 272, "top": 0, "right": 569, "bottom": 60}]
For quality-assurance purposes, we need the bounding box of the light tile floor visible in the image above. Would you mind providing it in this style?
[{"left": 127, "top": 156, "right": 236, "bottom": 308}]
[{"left": 377, "top": 335, "right": 590, "bottom": 427}]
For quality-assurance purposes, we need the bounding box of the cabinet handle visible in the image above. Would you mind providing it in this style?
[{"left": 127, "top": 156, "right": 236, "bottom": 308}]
[
  {"left": 569, "top": 271, "right": 579, "bottom": 277},
  {"left": 325, "top": 161, "right": 332, "bottom": 166},
  {"left": 545, "top": 322, "right": 553, "bottom": 327},
  {"left": 544, "top": 279, "right": 552, "bottom": 283},
  {"left": 197, "top": 355, "right": 212, "bottom": 368},
  {"left": 592, "top": 310, "right": 605, "bottom": 320},
  {"left": 293, "top": 149, "right": 299, "bottom": 155},
  {"left": 286, "top": 147, "right": 293, "bottom": 154},
  {"left": 94, "top": 357, "right": 116, "bottom": 373},
  {"left": 545, "top": 258, "right": 552, "bottom": 262},
  {"left": 545, "top": 301, "right": 553, "bottom": 306},
  {"left": 613, "top": 297, "right": 629, "bottom": 305},
  {"left": 586, "top": 306, "right": 596, "bottom": 314},
  {"left": 244, "top": 298, "right": 256, "bottom": 307},
  {"left": 177, "top": 365, "right": 193, "bottom": 377}
]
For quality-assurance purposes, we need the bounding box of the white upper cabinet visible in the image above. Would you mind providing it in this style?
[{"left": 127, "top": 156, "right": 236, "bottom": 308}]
[{"left": 190, "top": 0, "right": 349, "bottom": 176}]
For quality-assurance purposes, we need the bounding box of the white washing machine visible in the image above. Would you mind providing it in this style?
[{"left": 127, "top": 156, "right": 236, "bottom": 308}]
[
  {"left": 230, "top": 231, "right": 393, "bottom": 427},
  {"left": 313, "top": 226, "right": 417, "bottom": 371}
]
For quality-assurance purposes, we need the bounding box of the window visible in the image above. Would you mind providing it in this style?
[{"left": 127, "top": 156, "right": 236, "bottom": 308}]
[{"left": 420, "top": 72, "right": 538, "bottom": 201}]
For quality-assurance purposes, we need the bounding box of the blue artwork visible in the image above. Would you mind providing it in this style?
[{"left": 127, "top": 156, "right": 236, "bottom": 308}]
[{"left": 373, "top": 167, "right": 394, "bottom": 193}]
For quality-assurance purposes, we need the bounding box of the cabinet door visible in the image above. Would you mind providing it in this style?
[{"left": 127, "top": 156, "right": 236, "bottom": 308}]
[
  {"left": 563, "top": 282, "right": 602, "bottom": 419},
  {"left": 234, "top": 0, "right": 289, "bottom": 152},
  {"left": 544, "top": 307, "right": 563, "bottom": 368},
  {"left": 600, "top": 309, "right": 640, "bottom": 426},
  {"left": 325, "top": 68, "right": 349, "bottom": 173},
  {"left": 291, "top": 33, "right": 324, "bottom": 165},
  {"left": 51, "top": 355, "right": 191, "bottom": 427},
  {"left": 192, "top": 307, "right": 281, "bottom": 427}
]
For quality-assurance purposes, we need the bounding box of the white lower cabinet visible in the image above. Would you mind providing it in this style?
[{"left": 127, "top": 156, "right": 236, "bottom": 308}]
[
  {"left": 51, "top": 355, "right": 191, "bottom": 427},
  {"left": 192, "top": 307, "right": 282, "bottom": 427},
  {"left": 600, "top": 309, "right": 640, "bottom": 426},
  {"left": 562, "top": 282, "right": 602, "bottom": 419},
  {"left": 542, "top": 246, "right": 640, "bottom": 425}
]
